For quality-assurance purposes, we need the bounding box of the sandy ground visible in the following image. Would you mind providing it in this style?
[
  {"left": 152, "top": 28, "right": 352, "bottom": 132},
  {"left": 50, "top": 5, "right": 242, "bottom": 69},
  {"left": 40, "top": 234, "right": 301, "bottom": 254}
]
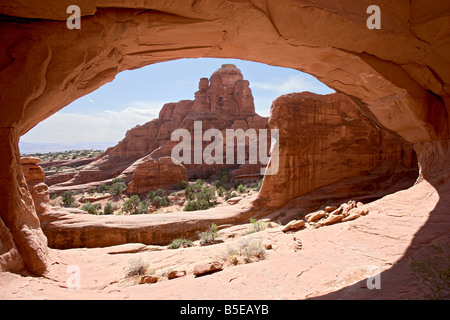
[{"left": 1, "top": 179, "right": 449, "bottom": 300}]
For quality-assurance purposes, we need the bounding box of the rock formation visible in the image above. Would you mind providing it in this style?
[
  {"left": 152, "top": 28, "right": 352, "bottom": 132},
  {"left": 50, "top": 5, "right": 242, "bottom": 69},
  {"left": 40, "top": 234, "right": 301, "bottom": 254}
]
[
  {"left": 0, "top": 1, "right": 449, "bottom": 276},
  {"left": 123, "top": 156, "right": 188, "bottom": 195},
  {"left": 255, "top": 92, "right": 418, "bottom": 209},
  {"left": 21, "top": 157, "right": 51, "bottom": 216},
  {"left": 52, "top": 64, "right": 269, "bottom": 195}
]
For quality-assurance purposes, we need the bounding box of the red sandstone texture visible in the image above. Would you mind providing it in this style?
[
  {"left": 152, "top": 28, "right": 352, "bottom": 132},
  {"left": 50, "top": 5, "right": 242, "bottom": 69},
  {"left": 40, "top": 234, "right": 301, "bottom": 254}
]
[
  {"left": 0, "top": 1, "right": 448, "bottom": 293},
  {"left": 254, "top": 92, "right": 417, "bottom": 210}
]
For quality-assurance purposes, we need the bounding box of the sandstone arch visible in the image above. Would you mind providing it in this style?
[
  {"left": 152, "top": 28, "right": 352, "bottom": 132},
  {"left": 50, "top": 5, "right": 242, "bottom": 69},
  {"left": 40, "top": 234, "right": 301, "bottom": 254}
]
[{"left": 0, "top": 0, "right": 449, "bottom": 276}]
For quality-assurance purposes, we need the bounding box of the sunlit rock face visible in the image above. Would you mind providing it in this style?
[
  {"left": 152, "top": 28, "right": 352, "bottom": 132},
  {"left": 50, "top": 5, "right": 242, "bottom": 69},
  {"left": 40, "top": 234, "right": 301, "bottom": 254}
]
[
  {"left": 0, "top": 0, "right": 449, "bottom": 275},
  {"left": 54, "top": 64, "right": 268, "bottom": 191},
  {"left": 255, "top": 92, "right": 418, "bottom": 209}
]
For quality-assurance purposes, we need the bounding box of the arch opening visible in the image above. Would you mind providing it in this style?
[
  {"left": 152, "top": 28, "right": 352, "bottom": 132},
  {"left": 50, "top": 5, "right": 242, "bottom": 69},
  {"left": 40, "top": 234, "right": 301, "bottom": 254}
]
[{"left": 0, "top": 2, "right": 449, "bottom": 300}]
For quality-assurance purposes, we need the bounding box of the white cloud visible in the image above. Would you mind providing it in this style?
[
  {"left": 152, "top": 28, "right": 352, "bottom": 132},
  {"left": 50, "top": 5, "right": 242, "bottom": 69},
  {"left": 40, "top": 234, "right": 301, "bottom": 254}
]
[
  {"left": 252, "top": 75, "right": 334, "bottom": 95},
  {"left": 21, "top": 101, "right": 163, "bottom": 144}
]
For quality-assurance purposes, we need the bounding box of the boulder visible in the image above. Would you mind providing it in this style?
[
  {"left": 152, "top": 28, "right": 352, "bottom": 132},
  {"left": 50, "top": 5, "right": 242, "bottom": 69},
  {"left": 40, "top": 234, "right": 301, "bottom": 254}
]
[
  {"left": 139, "top": 275, "right": 158, "bottom": 284},
  {"left": 282, "top": 220, "right": 306, "bottom": 233},
  {"left": 168, "top": 270, "right": 187, "bottom": 280},
  {"left": 305, "top": 210, "right": 327, "bottom": 223},
  {"left": 324, "top": 206, "right": 338, "bottom": 213},
  {"left": 318, "top": 214, "right": 344, "bottom": 227},
  {"left": 341, "top": 213, "right": 361, "bottom": 223},
  {"left": 124, "top": 156, "right": 188, "bottom": 195},
  {"left": 193, "top": 261, "right": 223, "bottom": 277}
]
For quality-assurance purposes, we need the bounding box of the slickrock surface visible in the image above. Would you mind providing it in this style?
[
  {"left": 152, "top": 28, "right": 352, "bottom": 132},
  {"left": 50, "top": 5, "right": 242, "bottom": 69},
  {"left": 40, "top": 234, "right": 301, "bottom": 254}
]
[{"left": 1, "top": 177, "right": 448, "bottom": 300}]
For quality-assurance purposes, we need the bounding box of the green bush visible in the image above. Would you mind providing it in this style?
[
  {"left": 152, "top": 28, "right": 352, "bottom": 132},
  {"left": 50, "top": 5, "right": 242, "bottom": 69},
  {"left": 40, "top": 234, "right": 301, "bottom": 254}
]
[
  {"left": 168, "top": 238, "right": 193, "bottom": 249},
  {"left": 257, "top": 179, "right": 263, "bottom": 191},
  {"left": 237, "top": 184, "right": 247, "bottom": 194},
  {"left": 155, "top": 188, "right": 166, "bottom": 197},
  {"left": 217, "top": 186, "right": 225, "bottom": 197},
  {"left": 108, "top": 181, "right": 127, "bottom": 196},
  {"left": 97, "top": 184, "right": 108, "bottom": 193},
  {"left": 80, "top": 201, "right": 101, "bottom": 215},
  {"left": 178, "top": 180, "right": 188, "bottom": 190},
  {"left": 159, "top": 196, "right": 170, "bottom": 207},
  {"left": 184, "top": 199, "right": 210, "bottom": 211},
  {"left": 247, "top": 218, "right": 266, "bottom": 234},
  {"left": 103, "top": 201, "right": 115, "bottom": 215},
  {"left": 152, "top": 196, "right": 162, "bottom": 208},
  {"left": 224, "top": 190, "right": 238, "bottom": 201},
  {"left": 61, "top": 190, "right": 75, "bottom": 208},
  {"left": 198, "top": 224, "right": 219, "bottom": 245},
  {"left": 147, "top": 190, "right": 156, "bottom": 201},
  {"left": 122, "top": 195, "right": 147, "bottom": 215},
  {"left": 111, "top": 178, "right": 126, "bottom": 184},
  {"left": 196, "top": 186, "right": 216, "bottom": 203}
]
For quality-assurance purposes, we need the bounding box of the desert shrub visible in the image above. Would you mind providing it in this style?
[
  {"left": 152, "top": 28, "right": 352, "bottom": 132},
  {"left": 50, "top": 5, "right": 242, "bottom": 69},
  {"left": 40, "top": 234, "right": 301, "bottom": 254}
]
[
  {"left": 155, "top": 188, "right": 166, "bottom": 197},
  {"left": 159, "top": 196, "right": 170, "bottom": 207},
  {"left": 168, "top": 238, "right": 193, "bottom": 249},
  {"left": 224, "top": 191, "right": 238, "bottom": 201},
  {"left": 61, "top": 190, "right": 75, "bottom": 208},
  {"left": 97, "top": 184, "right": 108, "bottom": 193},
  {"left": 247, "top": 218, "right": 266, "bottom": 234},
  {"left": 80, "top": 201, "right": 101, "bottom": 215},
  {"left": 137, "top": 203, "right": 149, "bottom": 214},
  {"left": 198, "top": 223, "right": 219, "bottom": 245},
  {"left": 178, "top": 180, "right": 188, "bottom": 190},
  {"left": 214, "top": 180, "right": 222, "bottom": 188},
  {"left": 111, "top": 178, "right": 126, "bottom": 184},
  {"left": 257, "top": 179, "right": 263, "bottom": 191},
  {"left": 237, "top": 184, "right": 247, "bottom": 194},
  {"left": 103, "top": 201, "right": 115, "bottom": 215},
  {"left": 125, "top": 258, "right": 150, "bottom": 277},
  {"left": 184, "top": 180, "right": 216, "bottom": 209},
  {"left": 87, "top": 187, "right": 97, "bottom": 195},
  {"left": 184, "top": 199, "right": 210, "bottom": 211},
  {"left": 122, "top": 195, "right": 147, "bottom": 215},
  {"left": 196, "top": 186, "right": 216, "bottom": 203},
  {"left": 108, "top": 181, "right": 127, "bottom": 196},
  {"left": 217, "top": 186, "right": 225, "bottom": 197},
  {"left": 147, "top": 190, "right": 156, "bottom": 201},
  {"left": 222, "top": 239, "right": 266, "bottom": 265},
  {"left": 152, "top": 196, "right": 162, "bottom": 208}
]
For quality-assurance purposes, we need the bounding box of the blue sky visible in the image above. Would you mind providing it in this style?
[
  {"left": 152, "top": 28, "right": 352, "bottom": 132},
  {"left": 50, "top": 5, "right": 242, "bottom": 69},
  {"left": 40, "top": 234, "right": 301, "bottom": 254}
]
[{"left": 21, "top": 58, "right": 333, "bottom": 145}]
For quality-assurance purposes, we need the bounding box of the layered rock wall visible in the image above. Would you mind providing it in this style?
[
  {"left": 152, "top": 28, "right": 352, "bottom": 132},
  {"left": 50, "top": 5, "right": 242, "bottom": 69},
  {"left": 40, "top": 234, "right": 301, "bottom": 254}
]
[{"left": 256, "top": 92, "right": 417, "bottom": 209}]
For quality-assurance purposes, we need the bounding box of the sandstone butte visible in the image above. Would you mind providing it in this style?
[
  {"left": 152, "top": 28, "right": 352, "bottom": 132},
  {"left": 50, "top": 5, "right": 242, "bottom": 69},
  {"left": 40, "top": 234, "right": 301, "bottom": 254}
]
[
  {"left": 0, "top": 0, "right": 449, "bottom": 301},
  {"left": 47, "top": 63, "right": 269, "bottom": 196}
]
